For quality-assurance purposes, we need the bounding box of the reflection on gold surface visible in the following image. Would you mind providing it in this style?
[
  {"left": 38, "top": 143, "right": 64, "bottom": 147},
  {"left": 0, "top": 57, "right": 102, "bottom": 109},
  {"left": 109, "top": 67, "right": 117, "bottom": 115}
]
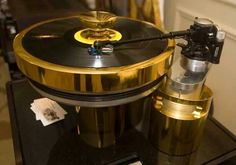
[
  {"left": 149, "top": 85, "right": 213, "bottom": 155},
  {"left": 30, "top": 34, "right": 60, "bottom": 39}
]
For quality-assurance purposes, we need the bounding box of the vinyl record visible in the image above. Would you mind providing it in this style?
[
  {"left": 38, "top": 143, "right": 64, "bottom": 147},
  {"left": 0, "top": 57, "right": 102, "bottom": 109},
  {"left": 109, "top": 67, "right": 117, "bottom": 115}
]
[{"left": 21, "top": 17, "right": 168, "bottom": 68}]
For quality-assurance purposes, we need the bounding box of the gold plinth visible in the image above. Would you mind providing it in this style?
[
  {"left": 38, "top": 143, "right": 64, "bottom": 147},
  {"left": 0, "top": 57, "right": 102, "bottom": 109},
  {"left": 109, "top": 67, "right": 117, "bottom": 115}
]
[{"left": 149, "top": 86, "right": 213, "bottom": 155}]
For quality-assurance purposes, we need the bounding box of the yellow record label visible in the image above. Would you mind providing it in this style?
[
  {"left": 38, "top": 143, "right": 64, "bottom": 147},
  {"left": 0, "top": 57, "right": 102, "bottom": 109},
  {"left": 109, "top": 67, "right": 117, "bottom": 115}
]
[{"left": 74, "top": 28, "right": 122, "bottom": 44}]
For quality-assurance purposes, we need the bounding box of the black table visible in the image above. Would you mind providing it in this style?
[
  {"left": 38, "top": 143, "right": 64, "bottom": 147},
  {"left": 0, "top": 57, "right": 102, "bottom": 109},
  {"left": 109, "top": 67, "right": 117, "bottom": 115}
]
[{"left": 6, "top": 79, "right": 236, "bottom": 165}]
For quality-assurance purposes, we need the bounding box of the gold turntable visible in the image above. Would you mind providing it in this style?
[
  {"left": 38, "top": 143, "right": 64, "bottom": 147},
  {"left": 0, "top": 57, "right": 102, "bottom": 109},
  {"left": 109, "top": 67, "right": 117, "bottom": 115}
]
[
  {"left": 13, "top": 11, "right": 174, "bottom": 106},
  {"left": 13, "top": 11, "right": 174, "bottom": 148},
  {"left": 13, "top": 11, "right": 226, "bottom": 155}
]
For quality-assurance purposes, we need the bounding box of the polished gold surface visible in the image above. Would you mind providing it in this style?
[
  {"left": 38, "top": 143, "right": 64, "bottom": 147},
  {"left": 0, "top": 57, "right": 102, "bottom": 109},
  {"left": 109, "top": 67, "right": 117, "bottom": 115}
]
[
  {"left": 149, "top": 85, "right": 213, "bottom": 155},
  {"left": 75, "top": 11, "right": 122, "bottom": 44},
  {"left": 13, "top": 16, "right": 174, "bottom": 94},
  {"left": 77, "top": 97, "right": 149, "bottom": 148},
  {"left": 78, "top": 106, "right": 120, "bottom": 148}
]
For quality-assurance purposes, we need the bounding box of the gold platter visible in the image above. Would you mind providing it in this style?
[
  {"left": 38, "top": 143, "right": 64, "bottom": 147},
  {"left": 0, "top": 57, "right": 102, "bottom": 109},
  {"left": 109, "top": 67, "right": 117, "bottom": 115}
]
[{"left": 13, "top": 14, "right": 174, "bottom": 94}]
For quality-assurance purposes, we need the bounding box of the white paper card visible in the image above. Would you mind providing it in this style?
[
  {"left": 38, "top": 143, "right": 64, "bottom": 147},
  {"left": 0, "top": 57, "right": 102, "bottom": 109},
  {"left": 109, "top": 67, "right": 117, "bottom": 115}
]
[{"left": 30, "top": 98, "right": 67, "bottom": 126}]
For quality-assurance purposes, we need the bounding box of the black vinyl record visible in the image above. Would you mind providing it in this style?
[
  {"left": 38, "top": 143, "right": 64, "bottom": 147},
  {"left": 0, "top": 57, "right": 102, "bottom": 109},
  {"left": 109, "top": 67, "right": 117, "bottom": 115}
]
[{"left": 22, "top": 17, "right": 168, "bottom": 68}]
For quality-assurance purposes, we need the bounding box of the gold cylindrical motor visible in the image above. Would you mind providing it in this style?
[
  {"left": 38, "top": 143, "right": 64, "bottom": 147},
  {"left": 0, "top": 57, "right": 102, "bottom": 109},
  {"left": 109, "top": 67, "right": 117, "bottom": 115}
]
[
  {"left": 77, "top": 97, "right": 150, "bottom": 148},
  {"left": 149, "top": 85, "right": 213, "bottom": 155}
]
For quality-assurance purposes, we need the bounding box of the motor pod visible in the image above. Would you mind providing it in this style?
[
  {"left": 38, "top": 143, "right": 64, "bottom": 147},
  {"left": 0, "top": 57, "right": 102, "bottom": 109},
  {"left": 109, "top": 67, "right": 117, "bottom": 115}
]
[
  {"left": 148, "top": 17, "right": 224, "bottom": 156},
  {"left": 149, "top": 84, "right": 213, "bottom": 155}
]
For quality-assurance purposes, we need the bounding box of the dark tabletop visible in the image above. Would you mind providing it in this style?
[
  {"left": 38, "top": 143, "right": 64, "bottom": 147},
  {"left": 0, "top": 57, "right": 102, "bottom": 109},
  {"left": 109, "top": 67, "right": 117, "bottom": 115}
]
[{"left": 6, "top": 79, "right": 236, "bottom": 165}]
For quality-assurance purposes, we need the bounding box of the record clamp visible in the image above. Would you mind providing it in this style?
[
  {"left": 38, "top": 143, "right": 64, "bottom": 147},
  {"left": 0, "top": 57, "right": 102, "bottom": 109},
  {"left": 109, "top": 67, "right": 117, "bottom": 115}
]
[{"left": 74, "top": 11, "right": 122, "bottom": 45}]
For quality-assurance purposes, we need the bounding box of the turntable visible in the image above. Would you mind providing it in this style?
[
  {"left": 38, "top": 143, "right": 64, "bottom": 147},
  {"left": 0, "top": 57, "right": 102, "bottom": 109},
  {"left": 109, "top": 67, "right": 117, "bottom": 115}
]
[
  {"left": 8, "top": 11, "right": 236, "bottom": 165},
  {"left": 13, "top": 11, "right": 174, "bottom": 148}
]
